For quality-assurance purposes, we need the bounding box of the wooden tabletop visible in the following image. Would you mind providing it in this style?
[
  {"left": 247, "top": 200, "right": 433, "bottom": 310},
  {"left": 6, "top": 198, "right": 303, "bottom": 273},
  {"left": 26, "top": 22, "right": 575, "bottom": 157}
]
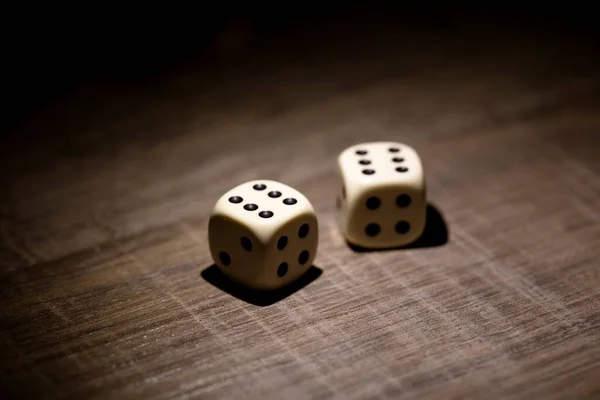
[{"left": 1, "top": 10, "right": 600, "bottom": 399}]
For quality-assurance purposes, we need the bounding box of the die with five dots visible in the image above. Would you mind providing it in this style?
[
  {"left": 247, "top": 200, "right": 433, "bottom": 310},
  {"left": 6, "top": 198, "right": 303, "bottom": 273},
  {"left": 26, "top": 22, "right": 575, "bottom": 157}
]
[
  {"left": 208, "top": 180, "right": 319, "bottom": 290},
  {"left": 335, "top": 141, "right": 427, "bottom": 249}
]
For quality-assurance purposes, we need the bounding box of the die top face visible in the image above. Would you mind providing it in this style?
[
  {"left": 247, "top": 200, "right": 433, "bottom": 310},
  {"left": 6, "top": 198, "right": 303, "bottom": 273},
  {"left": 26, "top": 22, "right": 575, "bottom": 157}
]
[
  {"left": 211, "top": 180, "right": 316, "bottom": 243},
  {"left": 337, "top": 141, "right": 424, "bottom": 198}
]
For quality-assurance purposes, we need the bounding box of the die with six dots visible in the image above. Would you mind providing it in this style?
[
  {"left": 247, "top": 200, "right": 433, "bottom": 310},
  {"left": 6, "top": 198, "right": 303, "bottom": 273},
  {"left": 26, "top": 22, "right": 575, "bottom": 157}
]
[
  {"left": 208, "top": 180, "right": 319, "bottom": 290},
  {"left": 335, "top": 141, "right": 427, "bottom": 249}
]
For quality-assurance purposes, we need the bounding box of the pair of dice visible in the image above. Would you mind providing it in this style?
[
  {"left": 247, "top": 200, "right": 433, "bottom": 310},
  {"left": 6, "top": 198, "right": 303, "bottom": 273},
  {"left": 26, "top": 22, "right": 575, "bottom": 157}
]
[{"left": 208, "top": 141, "right": 426, "bottom": 290}]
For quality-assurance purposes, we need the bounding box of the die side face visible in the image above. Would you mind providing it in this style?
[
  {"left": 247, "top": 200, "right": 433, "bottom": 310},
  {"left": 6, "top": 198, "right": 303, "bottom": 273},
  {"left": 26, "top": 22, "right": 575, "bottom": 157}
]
[
  {"left": 346, "top": 184, "right": 426, "bottom": 248},
  {"left": 337, "top": 141, "right": 426, "bottom": 249},
  {"left": 208, "top": 216, "right": 267, "bottom": 287},
  {"left": 263, "top": 213, "right": 318, "bottom": 289},
  {"left": 209, "top": 180, "right": 318, "bottom": 289}
]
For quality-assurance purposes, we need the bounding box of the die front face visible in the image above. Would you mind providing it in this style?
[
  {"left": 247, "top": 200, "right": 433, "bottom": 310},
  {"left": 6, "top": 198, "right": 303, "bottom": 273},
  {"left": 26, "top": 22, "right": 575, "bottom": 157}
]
[
  {"left": 336, "top": 141, "right": 426, "bottom": 249},
  {"left": 209, "top": 180, "right": 318, "bottom": 290},
  {"left": 264, "top": 213, "right": 319, "bottom": 289}
]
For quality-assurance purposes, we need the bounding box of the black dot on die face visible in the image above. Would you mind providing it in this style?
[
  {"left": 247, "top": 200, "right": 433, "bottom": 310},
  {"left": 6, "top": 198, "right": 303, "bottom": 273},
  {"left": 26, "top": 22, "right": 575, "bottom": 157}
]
[
  {"left": 283, "top": 198, "right": 297, "bottom": 205},
  {"left": 389, "top": 147, "right": 400, "bottom": 153},
  {"left": 244, "top": 203, "right": 258, "bottom": 211},
  {"left": 396, "top": 194, "right": 412, "bottom": 208},
  {"left": 259, "top": 210, "right": 274, "bottom": 218},
  {"left": 355, "top": 149, "right": 368, "bottom": 155},
  {"left": 365, "top": 223, "right": 381, "bottom": 237},
  {"left": 298, "top": 223, "right": 310, "bottom": 238},
  {"left": 268, "top": 191, "right": 282, "bottom": 198},
  {"left": 395, "top": 221, "right": 411, "bottom": 234},
  {"left": 253, "top": 183, "right": 266, "bottom": 191},
  {"left": 359, "top": 160, "right": 371, "bottom": 165},
  {"left": 277, "top": 262, "right": 288, "bottom": 277},
  {"left": 277, "top": 236, "right": 288, "bottom": 250},
  {"left": 366, "top": 196, "right": 381, "bottom": 210},
  {"left": 240, "top": 236, "right": 252, "bottom": 251},
  {"left": 396, "top": 166, "right": 409, "bottom": 173},
  {"left": 229, "top": 196, "right": 243, "bottom": 204},
  {"left": 392, "top": 157, "right": 405, "bottom": 163},
  {"left": 362, "top": 169, "right": 375, "bottom": 175},
  {"left": 298, "top": 250, "right": 309, "bottom": 265},
  {"left": 219, "top": 251, "right": 231, "bottom": 266}
]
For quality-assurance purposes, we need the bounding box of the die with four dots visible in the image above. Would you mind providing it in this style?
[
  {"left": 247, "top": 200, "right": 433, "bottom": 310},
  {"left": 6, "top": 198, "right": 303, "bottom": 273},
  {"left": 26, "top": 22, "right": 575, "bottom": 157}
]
[
  {"left": 335, "top": 141, "right": 426, "bottom": 249},
  {"left": 208, "top": 180, "right": 319, "bottom": 290}
]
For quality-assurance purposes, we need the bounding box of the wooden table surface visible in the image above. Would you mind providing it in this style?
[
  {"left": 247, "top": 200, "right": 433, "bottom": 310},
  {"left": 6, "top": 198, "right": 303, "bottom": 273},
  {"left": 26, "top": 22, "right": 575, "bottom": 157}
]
[{"left": 1, "top": 10, "right": 600, "bottom": 399}]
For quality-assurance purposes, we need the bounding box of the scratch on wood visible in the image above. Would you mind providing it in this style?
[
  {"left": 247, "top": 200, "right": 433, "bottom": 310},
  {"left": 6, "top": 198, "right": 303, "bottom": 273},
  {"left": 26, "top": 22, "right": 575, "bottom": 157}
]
[
  {"left": 0, "top": 324, "right": 55, "bottom": 387},
  {"left": 363, "top": 252, "right": 459, "bottom": 384},
  {"left": 179, "top": 222, "right": 206, "bottom": 250},
  {"left": 112, "top": 239, "right": 204, "bottom": 327},
  {"left": 237, "top": 302, "right": 346, "bottom": 399},
  {"left": 38, "top": 297, "right": 71, "bottom": 323},
  {"left": 326, "top": 219, "right": 345, "bottom": 248},
  {"left": 317, "top": 251, "right": 410, "bottom": 393},
  {"left": 0, "top": 217, "right": 37, "bottom": 266},
  {"left": 546, "top": 144, "right": 600, "bottom": 223},
  {"left": 452, "top": 225, "right": 582, "bottom": 333}
]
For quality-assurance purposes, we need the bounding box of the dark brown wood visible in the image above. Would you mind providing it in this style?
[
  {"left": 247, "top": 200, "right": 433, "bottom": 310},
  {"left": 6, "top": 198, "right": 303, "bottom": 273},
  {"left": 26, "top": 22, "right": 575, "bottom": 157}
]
[{"left": 2, "top": 14, "right": 600, "bottom": 399}]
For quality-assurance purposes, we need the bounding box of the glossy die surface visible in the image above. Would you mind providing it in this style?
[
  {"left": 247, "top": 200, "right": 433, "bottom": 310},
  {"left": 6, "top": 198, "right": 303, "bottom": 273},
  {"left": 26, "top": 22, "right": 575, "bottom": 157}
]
[
  {"left": 209, "top": 180, "right": 318, "bottom": 290},
  {"left": 336, "top": 141, "right": 426, "bottom": 249}
]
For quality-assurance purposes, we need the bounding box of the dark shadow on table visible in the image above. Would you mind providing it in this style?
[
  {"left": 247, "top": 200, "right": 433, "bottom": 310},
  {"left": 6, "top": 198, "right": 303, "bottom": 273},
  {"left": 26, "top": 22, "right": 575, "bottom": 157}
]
[
  {"left": 348, "top": 203, "right": 449, "bottom": 253},
  {"left": 201, "top": 264, "right": 323, "bottom": 306}
]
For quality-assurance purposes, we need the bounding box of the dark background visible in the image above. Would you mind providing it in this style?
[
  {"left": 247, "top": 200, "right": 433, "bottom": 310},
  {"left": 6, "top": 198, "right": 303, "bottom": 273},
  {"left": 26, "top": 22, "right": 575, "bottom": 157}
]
[{"left": 2, "top": 3, "right": 599, "bottom": 133}]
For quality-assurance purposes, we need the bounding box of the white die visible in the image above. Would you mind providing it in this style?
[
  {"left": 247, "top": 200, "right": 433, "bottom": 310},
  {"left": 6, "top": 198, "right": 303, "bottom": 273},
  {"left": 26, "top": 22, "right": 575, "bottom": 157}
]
[
  {"left": 209, "top": 180, "right": 319, "bottom": 290},
  {"left": 335, "top": 141, "right": 426, "bottom": 249}
]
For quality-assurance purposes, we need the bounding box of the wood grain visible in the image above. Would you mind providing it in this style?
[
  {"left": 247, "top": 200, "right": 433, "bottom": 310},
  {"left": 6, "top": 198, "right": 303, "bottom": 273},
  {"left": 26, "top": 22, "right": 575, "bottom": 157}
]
[{"left": 1, "top": 15, "right": 600, "bottom": 399}]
